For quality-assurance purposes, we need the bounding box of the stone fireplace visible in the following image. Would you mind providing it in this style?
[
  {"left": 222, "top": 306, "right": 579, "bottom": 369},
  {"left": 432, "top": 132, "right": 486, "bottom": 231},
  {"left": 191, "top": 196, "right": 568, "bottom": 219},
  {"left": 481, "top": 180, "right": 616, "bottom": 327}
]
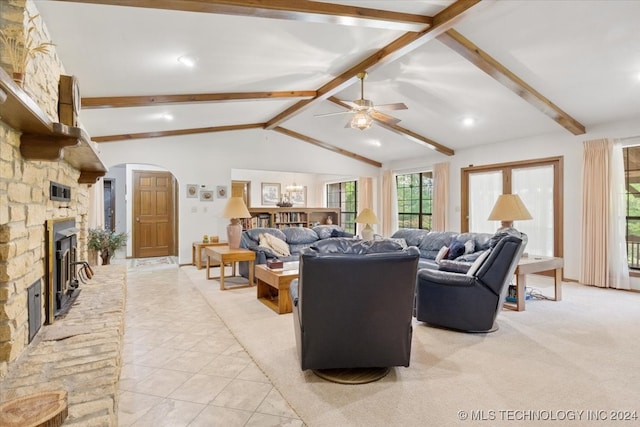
[{"left": 0, "top": 1, "right": 106, "bottom": 378}]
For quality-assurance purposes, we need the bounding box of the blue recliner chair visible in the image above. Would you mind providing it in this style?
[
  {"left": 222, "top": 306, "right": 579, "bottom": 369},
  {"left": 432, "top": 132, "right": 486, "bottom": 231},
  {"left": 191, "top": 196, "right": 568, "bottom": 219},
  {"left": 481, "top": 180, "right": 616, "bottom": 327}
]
[{"left": 415, "top": 235, "right": 524, "bottom": 333}]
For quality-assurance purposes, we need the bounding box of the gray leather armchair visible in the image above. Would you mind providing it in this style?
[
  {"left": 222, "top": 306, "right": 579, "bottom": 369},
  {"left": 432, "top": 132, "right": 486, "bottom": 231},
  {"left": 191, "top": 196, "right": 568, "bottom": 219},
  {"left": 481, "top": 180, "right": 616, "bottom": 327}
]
[
  {"left": 290, "top": 241, "right": 420, "bottom": 371},
  {"left": 415, "top": 235, "right": 524, "bottom": 333}
]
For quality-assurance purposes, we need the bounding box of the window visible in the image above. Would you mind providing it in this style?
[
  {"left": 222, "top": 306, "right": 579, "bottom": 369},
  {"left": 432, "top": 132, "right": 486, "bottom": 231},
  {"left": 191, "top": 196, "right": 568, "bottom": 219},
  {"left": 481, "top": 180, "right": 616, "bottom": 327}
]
[
  {"left": 623, "top": 146, "right": 640, "bottom": 269},
  {"left": 396, "top": 172, "right": 433, "bottom": 230},
  {"left": 461, "top": 156, "right": 563, "bottom": 257},
  {"left": 326, "top": 181, "right": 357, "bottom": 233}
]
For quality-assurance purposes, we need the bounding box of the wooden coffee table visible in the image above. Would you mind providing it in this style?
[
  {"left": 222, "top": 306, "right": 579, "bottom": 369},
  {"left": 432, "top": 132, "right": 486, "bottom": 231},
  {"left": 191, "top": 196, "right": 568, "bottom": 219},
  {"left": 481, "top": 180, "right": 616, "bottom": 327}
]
[
  {"left": 505, "top": 255, "right": 564, "bottom": 311},
  {"left": 205, "top": 246, "right": 255, "bottom": 290},
  {"left": 255, "top": 262, "right": 299, "bottom": 314}
]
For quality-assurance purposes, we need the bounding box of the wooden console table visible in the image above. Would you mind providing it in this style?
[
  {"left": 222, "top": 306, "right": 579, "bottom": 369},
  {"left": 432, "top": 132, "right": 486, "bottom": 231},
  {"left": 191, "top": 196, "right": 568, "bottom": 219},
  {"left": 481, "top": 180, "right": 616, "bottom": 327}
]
[
  {"left": 192, "top": 241, "right": 226, "bottom": 269},
  {"left": 205, "top": 246, "right": 255, "bottom": 290},
  {"left": 505, "top": 255, "right": 563, "bottom": 311}
]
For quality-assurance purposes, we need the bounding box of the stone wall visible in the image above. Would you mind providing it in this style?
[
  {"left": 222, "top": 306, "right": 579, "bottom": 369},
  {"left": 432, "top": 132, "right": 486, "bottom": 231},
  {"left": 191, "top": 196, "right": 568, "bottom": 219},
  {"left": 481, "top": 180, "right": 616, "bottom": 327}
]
[{"left": 0, "top": 0, "right": 92, "bottom": 378}]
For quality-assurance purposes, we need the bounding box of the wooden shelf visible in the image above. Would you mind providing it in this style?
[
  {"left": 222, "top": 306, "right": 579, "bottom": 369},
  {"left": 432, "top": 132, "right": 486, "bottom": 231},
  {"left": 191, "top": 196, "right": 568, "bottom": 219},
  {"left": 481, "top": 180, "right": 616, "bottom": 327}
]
[
  {"left": 246, "top": 207, "right": 340, "bottom": 229},
  {"left": 0, "top": 68, "right": 106, "bottom": 184}
]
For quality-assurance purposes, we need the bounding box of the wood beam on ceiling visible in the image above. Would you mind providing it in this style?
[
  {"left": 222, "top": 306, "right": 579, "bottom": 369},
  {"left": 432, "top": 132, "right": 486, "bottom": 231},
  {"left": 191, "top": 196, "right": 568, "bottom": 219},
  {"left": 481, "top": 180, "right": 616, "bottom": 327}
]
[
  {"left": 328, "top": 97, "right": 455, "bottom": 156},
  {"left": 82, "top": 91, "right": 317, "bottom": 109},
  {"left": 54, "top": 0, "right": 432, "bottom": 32},
  {"left": 92, "top": 123, "right": 264, "bottom": 142},
  {"left": 272, "top": 127, "right": 382, "bottom": 168},
  {"left": 264, "top": 0, "right": 483, "bottom": 130},
  {"left": 437, "top": 29, "right": 586, "bottom": 135}
]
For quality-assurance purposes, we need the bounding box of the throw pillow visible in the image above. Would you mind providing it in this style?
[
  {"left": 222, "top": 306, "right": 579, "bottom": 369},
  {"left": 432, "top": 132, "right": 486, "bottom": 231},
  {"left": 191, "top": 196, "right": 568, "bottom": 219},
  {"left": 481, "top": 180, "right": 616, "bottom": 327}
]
[
  {"left": 388, "top": 238, "right": 408, "bottom": 249},
  {"left": 466, "top": 249, "right": 491, "bottom": 277},
  {"left": 464, "top": 239, "right": 475, "bottom": 254},
  {"left": 259, "top": 233, "right": 291, "bottom": 256},
  {"left": 447, "top": 240, "right": 466, "bottom": 260},
  {"left": 435, "top": 246, "right": 449, "bottom": 263}
]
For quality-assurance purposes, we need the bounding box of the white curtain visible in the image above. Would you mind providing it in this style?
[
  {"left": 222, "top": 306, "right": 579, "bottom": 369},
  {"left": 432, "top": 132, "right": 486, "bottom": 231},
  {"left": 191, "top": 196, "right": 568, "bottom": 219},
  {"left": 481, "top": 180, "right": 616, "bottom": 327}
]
[
  {"left": 610, "top": 141, "right": 630, "bottom": 289},
  {"left": 468, "top": 171, "right": 502, "bottom": 233},
  {"left": 513, "top": 165, "right": 554, "bottom": 257},
  {"left": 432, "top": 162, "right": 449, "bottom": 231},
  {"left": 381, "top": 170, "right": 397, "bottom": 237},
  {"left": 87, "top": 178, "right": 105, "bottom": 229},
  {"left": 580, "top": 138, "right": 629, "bottom": 289}
]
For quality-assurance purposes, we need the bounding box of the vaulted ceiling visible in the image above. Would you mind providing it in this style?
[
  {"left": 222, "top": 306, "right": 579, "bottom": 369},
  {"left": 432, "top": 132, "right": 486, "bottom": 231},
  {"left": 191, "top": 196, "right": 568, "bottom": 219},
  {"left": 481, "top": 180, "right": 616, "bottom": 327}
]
[{"left": 35, "top": 0, "right": 640, "bottom": 167}]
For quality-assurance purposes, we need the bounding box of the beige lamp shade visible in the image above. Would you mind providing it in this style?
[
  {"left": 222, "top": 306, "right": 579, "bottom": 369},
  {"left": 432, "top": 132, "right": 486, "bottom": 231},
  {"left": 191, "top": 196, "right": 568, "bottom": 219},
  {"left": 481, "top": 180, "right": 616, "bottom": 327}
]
[
  {"left": 488, "top": 194, "right": 532, "bottom": 229},
  {"left": 355, "top": 208, "right": 379, "bottom": 225},
  {"left": 223, "top": 197, "right": 251, "bottom": 219}
]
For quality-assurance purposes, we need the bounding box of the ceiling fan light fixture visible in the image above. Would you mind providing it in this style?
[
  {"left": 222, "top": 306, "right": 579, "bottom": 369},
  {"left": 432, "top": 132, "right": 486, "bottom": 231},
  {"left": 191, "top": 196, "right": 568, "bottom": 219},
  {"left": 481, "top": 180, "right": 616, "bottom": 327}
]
[{"left": 350, "top": 111, "right": 373, "bottom": 130}]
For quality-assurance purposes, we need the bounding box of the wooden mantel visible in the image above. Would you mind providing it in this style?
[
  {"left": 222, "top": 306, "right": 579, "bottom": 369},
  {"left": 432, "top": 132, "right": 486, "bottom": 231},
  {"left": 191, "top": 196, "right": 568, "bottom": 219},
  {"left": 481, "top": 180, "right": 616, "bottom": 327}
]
[{"left": 0, "top": 68, "right": 107, "bottom": 184}]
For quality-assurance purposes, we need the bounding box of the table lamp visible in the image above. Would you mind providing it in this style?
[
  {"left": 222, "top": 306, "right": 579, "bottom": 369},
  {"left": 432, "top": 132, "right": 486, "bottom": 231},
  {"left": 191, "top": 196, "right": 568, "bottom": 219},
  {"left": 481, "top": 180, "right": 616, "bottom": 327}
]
[
  {"left": 487, "top": 194, "right": 532, "bottom": 232},
  {"left": 355, "top": 208, "right": 379, "bottom": 241},
  {"left": 223, "top": 197, "right": 251, "bottom": 249}
]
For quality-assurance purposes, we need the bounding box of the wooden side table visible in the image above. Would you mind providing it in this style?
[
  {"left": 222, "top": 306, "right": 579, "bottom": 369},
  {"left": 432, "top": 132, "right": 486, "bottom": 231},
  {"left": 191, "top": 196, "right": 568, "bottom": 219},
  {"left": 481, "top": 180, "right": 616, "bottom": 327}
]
[
  {"left": 505, "top": 255, "right": 564, "bottom": 311},
  {"left": 192, "top": 241, "right": 226, "bottom": 269},
  {"left": 255, "top": 263, "right": 299, "bottom": 314},
  {"left": 205, "top": 246, "right": 256, "bottom": 290}
]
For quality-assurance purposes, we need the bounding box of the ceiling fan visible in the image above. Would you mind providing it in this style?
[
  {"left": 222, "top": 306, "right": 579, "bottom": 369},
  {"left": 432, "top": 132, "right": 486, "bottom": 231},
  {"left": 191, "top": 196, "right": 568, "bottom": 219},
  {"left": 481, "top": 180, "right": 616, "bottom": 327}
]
[{"left": 316, "top": 71, "right": 408, "bottom": 130}]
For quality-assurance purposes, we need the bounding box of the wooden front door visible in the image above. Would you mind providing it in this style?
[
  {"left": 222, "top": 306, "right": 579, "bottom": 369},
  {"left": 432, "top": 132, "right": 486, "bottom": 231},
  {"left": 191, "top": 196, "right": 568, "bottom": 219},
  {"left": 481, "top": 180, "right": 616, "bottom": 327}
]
[{"left": 133, "top": 170, "right": 175, "bottom": 258}]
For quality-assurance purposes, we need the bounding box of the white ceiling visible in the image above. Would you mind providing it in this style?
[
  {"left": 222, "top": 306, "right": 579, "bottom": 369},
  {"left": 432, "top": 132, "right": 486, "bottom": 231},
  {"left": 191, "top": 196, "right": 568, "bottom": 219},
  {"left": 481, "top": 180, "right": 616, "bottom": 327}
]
[{"left": 34, "top": 0, "right": 640, "bottom": 165}]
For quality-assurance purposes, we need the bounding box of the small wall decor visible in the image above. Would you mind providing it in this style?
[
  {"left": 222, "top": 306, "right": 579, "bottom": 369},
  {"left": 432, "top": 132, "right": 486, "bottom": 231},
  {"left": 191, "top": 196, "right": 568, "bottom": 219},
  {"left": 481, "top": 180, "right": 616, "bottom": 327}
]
[
  {"left": 261, "top": 183, "right": 281, "bottom": 206},
  {"left": 216, "top": 185, "right": 228, "bottom": 199},
  {"left": 199, "top": 190, "right": 214, "bottom": 201},
  {"left": 290, "top": 186, "right": 307, "bottom": 207},
  {"left": 186, "top": 184, "right": 198, "bottom": 198}
]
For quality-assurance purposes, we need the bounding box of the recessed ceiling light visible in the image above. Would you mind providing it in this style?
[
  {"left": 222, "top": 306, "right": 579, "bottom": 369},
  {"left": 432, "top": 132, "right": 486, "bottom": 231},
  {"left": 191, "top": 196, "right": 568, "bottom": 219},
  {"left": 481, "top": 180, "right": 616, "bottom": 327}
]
[
  {"left": 160, "top": 113, "right": 173, "bottom": 121},
  {"left": 177, "top": 55, "right": 196, "bottom": 67},
  {"left": 367, "top": 139, "right": 382, "bottom": 147},
  {"left": 462, "top": 117, "right": 475, "bottom": 127}
]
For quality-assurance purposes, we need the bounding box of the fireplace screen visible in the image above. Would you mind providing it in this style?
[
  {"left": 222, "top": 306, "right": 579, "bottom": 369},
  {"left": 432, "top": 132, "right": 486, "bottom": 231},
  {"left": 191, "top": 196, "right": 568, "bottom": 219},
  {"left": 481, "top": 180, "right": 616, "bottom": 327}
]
[{"left": 46, "top": 219, "right": 80, "bottom": 323}]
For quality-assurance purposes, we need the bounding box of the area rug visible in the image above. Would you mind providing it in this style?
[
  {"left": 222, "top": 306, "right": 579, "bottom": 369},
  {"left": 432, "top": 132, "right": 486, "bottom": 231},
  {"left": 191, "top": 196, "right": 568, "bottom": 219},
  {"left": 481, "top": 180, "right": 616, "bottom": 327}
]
[
  {"left": 184, "top": 266, "right": 640, "bottom": 427},
  {"left": 128, "top": 256, "right": 178, "bottom": 269}
]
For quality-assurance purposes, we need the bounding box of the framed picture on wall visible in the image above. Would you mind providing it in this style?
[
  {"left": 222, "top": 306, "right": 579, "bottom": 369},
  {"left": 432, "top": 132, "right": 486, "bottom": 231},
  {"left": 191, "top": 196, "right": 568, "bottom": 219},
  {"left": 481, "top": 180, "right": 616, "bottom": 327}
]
[
  {"left": 290, "top": 186, "right": 306, "bottom": 207},
  {"left": 186, "top": 184, "right": 198, "bottom": 198},
  {"left": 216, "top": 185, "right": 228, "bottom": 199},
  {"left": 199, "top": 190, "right": 214, "bottom": 201},
  {"left": 261, "top": 183, "right": 280, "bottom": 205}
]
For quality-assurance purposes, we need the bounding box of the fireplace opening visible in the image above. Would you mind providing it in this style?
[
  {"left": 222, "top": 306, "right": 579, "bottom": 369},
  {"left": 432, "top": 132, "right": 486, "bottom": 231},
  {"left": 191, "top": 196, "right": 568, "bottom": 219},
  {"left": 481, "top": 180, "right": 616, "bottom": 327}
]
[{"left": 46, "top": 219, "right": 81, "bottom": 323}]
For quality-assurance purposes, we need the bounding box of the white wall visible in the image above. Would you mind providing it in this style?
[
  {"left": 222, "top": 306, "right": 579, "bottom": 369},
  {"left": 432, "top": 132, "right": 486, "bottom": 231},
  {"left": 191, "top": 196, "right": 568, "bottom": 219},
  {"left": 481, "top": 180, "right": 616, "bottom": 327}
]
[{"left": 97, "top": 128, "right": 379, "bottom": 264}]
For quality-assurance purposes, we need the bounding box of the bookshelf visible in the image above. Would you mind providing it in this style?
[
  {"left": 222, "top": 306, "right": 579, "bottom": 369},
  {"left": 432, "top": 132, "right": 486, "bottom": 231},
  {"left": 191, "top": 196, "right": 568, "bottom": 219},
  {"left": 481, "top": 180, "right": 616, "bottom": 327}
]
[{"left": 244, "top": 208, "right": 340, "bottom": 229}]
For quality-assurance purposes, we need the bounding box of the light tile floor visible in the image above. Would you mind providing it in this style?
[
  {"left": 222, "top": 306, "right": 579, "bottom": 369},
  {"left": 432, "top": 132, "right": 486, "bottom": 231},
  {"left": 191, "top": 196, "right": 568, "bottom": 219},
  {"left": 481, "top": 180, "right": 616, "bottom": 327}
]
[{"left": 117, "top": 259, "right": 304, "bottom": 426}]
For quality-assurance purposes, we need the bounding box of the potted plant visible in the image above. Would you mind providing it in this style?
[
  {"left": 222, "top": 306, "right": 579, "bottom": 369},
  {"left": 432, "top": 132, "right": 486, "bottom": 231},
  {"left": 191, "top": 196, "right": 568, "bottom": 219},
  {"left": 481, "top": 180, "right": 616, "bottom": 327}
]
[
  {"left": 88, "top": 228, "right": 127, "bottom": 265},
  {"left": 0, "top": 14, "right": 54, "bottom": 86}
]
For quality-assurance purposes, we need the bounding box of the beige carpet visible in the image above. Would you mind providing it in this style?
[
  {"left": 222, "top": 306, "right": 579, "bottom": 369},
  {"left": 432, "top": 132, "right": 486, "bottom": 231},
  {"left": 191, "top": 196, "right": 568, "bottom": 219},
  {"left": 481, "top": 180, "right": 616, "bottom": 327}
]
[{"left": 184, "top": 266, "right": 640, "bottom": 426}]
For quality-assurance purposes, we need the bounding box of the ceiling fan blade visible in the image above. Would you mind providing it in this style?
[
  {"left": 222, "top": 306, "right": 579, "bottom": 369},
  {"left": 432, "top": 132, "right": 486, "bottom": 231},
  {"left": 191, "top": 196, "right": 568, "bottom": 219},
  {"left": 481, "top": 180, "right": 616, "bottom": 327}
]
[
  {"left": 370, "top": 110, "right": 401, "bottom": 125},
  {"left": 315, "top": 110, "right": 354, "bottom": 117},
  {"left": 375, "top": 102, "right": 408, "bottom": 111}
]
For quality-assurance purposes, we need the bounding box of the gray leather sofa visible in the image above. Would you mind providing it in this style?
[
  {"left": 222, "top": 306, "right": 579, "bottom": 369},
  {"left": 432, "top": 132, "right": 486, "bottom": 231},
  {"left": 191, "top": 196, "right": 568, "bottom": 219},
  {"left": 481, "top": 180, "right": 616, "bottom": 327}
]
[
  {"left": 390, "top": 228, "right": 495, "bottom": 271},
  {"left": 238, "top": 225, "right": 354, "bottom": 278},
  {"left": 289, "top": 239, "right": 420, "bottom": 370}
]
